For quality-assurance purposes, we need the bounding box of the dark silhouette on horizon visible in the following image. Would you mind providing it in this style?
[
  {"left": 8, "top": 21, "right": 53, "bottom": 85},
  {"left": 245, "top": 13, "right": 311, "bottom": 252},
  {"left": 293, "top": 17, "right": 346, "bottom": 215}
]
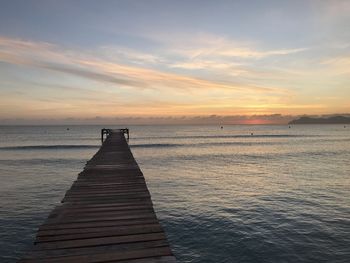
[{"left": 289, "top": 116, "right": 350, "bottom": 124}]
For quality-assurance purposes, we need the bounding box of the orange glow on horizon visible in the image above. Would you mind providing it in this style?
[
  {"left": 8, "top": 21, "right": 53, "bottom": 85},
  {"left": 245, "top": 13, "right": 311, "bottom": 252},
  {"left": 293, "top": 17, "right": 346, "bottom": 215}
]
[{"left": 239, "top": 119, "right": 276, "bottom": 125}]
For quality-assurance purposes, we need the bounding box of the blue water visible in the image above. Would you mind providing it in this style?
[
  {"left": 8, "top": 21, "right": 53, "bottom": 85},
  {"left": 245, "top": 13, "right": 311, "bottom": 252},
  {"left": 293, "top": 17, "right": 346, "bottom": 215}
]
[{"left": 0, "top": 125, "right": 349, "bottom": 262}]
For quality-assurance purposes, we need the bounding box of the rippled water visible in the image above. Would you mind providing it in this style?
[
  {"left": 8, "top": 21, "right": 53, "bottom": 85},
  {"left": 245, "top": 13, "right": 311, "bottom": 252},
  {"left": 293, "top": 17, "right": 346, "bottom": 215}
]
[{"left": 0, "top": 125, "right": 349, "bottom": 262}]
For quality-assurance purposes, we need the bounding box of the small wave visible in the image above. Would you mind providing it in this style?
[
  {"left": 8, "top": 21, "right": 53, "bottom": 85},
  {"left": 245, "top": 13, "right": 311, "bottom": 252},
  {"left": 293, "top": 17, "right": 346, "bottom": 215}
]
[
  {"left": 130, "top": 141, "right": 282, "bottom": 149},
  {"left": 130, "top": 143, "right": 182, "bottom": 148},
  {"left": 0, "top": 145, "right": 99, "bottom": 150},
  {"left": 0, "top": 158, "right": 86, "bottom": 166},
  {"left": 134, "top": 134, "right": 312, "bottom": 140}
]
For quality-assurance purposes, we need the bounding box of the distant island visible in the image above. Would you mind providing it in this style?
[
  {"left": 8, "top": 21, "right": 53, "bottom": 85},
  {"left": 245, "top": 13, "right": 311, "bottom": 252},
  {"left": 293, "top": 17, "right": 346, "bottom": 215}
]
[{"left": 289, "top": 116, "right": 350, "bottom": 124}]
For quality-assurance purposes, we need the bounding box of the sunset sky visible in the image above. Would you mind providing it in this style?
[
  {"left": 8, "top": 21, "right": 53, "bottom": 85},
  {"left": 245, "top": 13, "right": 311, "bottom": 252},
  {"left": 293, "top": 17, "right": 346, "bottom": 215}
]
[{"left": 0, "top": 0, "right": 349, "bottom": 124}]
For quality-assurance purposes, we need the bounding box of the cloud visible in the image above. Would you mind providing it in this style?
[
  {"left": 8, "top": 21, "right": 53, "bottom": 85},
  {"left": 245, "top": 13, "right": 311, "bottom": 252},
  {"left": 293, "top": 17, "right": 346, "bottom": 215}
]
[
  {"left": 170, "top": 60, "right": 244, "bottom": 71},
  {"left": 128, "top": 32, "right": 308, "bottom": 82},
  {"left": 145, "top": 32, "right": 307, "bottom": 60},
  {"left": 321, "top": 57, "right": 350, "bottom": 75},
  {"left": 98, "top": 46, "right": 164, "bottom": 65},
  {"left": 42, "top": 63, "right": 144, "bottom": 87},
  {"left": 216, "top": 47, "right": 307, "bottom": 59},
  {"left": 0, "top": 36, "right": 288, "bottom": 95}
]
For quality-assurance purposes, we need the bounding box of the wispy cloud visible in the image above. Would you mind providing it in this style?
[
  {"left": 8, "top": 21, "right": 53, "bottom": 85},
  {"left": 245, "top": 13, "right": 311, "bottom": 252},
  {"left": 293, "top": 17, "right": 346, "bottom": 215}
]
[
  {"left": 98, "top": 46, "right": 164, "bottom": 65},
  {"left": 216, "top": 47, "right": 307, "bottom": 59},
  {"left": 321, "top": 57, "right": 350, "bottom": 75},
  {"left": 130, "top": 32, "right": 308, "bottom": 82},
  {"left": 42, "top": 63, "right": 144, "bottom": 87},
  {"left": 0, "top": 36, "right": 288, "bottom": 95},
  {"left": 143, "top": 32, "right": 307, "bottom": 59}
]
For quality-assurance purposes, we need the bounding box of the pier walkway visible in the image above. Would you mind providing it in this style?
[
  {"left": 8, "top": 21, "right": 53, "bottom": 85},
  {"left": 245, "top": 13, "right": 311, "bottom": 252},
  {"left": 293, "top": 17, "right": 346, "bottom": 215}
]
[{"left": 19, "top": 129, "right": 176, "bottom": 263}]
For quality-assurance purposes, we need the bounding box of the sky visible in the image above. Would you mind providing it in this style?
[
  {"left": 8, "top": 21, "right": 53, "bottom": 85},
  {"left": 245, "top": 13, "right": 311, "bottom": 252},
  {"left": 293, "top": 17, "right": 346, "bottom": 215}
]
[{"left": 0, "top": 0, "right": 349, "bottom": 124}]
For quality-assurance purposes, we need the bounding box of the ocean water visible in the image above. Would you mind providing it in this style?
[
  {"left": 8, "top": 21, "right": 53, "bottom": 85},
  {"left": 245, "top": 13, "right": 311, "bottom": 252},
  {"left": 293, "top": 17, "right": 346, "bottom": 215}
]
[{"left": 0, "top": 125, "right": 349, "bottom": 263}]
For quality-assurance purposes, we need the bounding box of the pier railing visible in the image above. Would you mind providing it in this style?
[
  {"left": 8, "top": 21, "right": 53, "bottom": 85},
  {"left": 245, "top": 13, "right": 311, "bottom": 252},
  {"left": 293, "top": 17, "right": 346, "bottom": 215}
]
[{"left": 101, "top": 128, "right": 129, "bottom": 142}]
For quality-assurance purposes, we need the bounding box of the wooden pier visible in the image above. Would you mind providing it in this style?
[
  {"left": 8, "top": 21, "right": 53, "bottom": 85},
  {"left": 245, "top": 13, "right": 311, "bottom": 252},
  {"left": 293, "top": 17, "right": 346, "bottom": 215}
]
[{"left": 19, "top": 129, "right": 176, "bottom": 263}]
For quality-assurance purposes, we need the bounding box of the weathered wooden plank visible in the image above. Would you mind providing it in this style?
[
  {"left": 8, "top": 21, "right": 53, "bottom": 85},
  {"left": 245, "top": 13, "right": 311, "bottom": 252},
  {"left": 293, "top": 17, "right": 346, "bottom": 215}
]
[
  {"left": 39, "top": 218, "right": 159, "bottom": 231},
  {"left": 51, "top": 203, "right": 153, "bottom": 212},
  {"left": 51, "top": 204, "right": 154, "bottom": 215},
  {"left": 44, "top": 213, "right": 157, "bottom": 226},
  {"left": 62, "top": 196, "right": 151, "bottom": 203},
  {"left": 109, "top": 256, "right": 177, "bottom": 263},
  {"left": 36, "top": 224, "right": 163, "bottom": 240},
  {"left": 34, "top": 233, "right": 167, "bottom": 250},
  {"left": 63, "top": 191, "right": 150, "bottom": 197},
  {"left": 35, "top": 228, "right": 164, "bottom": 244},
  {"left": 23, "top": 240, "right": 170, "bottom": 259},
  {"left": 46, "top": 210, "right": 156, "bottom": 224},
  {"left": 19, "top": 247, "right": 172, "bottom": 263},
  {"left": 71, "top": 182, "right": 147, "bottom": 187},
  {"left": 60, "top": 201, "right": 151, "bottom": 206},
  {"left": 61, "top": 197, "right": 152, "bottom": 204},
  {"left": 64, "top": 191, "right": 150, "bottom": 198},
  {"left": 49, "top": 206, "right": 154, "bottom": 217},
  {"left": 68, "top": 187, "right": 147, "bottom": 192}
]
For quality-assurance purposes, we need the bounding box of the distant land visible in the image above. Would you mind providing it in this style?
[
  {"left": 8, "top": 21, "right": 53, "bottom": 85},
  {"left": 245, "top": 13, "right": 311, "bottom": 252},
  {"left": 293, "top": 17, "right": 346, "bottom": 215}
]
[{"left": 289, "top": 116, "right": 350, "bottom": 124}]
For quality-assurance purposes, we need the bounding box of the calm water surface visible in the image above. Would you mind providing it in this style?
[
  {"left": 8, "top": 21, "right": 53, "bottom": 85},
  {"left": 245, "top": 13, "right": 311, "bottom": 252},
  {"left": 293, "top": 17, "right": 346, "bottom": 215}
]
[{"left": 0, "top": 125, "right": 349, "bottom": 262}]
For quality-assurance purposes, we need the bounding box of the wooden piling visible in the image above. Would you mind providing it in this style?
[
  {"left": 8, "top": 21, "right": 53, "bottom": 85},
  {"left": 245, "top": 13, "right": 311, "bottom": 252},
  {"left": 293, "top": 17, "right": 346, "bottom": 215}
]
[{"left": 19, "top": 129, "right": 176, "bottom": 263}]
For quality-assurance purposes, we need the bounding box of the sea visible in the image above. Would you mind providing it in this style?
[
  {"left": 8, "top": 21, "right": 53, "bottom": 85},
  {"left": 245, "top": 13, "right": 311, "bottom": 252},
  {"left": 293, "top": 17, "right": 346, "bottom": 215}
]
[{"left": 0, "top": 125, "right": 349, "bottom": 263}]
